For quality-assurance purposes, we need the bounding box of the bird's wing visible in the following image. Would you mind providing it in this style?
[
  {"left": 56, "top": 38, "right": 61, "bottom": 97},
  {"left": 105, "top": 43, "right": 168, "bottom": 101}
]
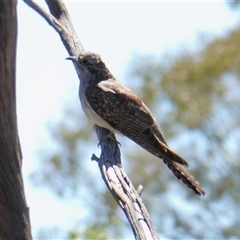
[{"left": 86, "top": 79, "right": 188, "bottom": 167}]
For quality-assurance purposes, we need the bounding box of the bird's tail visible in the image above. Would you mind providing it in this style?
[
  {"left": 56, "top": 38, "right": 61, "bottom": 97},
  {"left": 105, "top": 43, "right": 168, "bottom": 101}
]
[{"left": 163, "top": 159, "right": 205, "bottom": 196}]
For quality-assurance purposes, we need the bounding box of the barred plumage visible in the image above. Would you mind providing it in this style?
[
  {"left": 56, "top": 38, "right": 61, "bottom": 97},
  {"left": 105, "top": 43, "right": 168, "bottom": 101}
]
[{"left": 68, "top": 51, "right": 205, "bottom": 196}]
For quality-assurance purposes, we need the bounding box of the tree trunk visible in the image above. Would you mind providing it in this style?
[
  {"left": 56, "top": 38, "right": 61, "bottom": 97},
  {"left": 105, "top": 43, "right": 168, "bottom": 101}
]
[{"left": 0, "top": 1, "right": 32, "bottom": 239}]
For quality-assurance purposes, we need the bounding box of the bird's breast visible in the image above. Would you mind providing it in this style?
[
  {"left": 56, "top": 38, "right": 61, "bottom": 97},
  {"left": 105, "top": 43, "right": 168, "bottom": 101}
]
[{"left": 79, "top": 87, "right": 117, "bottom": 133}]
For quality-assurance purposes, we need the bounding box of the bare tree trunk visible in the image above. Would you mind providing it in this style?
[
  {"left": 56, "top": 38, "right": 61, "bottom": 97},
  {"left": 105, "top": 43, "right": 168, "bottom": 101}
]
[{"left": 0, "top": 1, "right": 32, "bottom": 239}]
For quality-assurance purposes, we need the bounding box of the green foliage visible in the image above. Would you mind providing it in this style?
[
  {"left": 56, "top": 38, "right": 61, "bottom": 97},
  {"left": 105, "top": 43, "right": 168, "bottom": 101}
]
[
  {"left": 33, "top": 26, "right": 240, "bottom": 238},
  {"left": 68, "top": 224, "right": 109, "bottom": 240},
  {"left": 128, "top": 27, "right": 240, "bottom": 238},
  {"left": 30, "top": 106, "right": 96, "bottom": 197}
]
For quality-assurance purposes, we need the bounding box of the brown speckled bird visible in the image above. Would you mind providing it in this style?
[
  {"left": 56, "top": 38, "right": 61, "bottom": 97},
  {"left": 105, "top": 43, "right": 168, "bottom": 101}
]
[{"left": 67, "top": 51, "right": 205, "bottom": 196}]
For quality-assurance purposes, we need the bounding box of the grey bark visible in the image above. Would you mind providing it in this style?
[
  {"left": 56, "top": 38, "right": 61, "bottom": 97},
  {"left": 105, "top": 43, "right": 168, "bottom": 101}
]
[{"left": 0, "top": 1, "right": 32, "bottom": 239}]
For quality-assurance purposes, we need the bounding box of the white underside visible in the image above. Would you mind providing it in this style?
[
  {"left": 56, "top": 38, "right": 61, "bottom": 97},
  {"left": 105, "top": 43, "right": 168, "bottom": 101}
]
[{"left": 79, "top": 86, "right": 117, "bottom": 133}]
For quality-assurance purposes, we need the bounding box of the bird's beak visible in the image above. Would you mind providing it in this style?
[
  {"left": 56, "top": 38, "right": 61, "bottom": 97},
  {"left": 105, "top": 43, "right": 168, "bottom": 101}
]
[{"left": 66, "top": 56, "right": 77, "bottom": 61}]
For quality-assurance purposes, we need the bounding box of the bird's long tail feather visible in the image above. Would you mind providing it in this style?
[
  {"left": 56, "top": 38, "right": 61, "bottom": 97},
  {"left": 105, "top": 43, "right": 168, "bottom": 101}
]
[{"left": 163, "top": 159, "right": 205, "bottom": 195}]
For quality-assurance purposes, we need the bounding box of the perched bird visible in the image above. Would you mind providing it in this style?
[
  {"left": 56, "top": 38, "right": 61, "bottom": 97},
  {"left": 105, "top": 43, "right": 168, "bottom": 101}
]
[{"left": 67, "top": 51, "right": 205, "bottom": 196}]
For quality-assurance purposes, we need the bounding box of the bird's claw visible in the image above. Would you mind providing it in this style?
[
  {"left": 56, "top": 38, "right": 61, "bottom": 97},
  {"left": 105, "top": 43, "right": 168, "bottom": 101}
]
[{"left": 97, "top": 132, "right": 121, "bottom": 147}]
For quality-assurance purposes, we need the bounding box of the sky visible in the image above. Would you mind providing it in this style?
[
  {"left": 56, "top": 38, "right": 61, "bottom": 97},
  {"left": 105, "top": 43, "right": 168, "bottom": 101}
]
[{"left": 16, "top": 1, "right": 239, "bottom": 237}]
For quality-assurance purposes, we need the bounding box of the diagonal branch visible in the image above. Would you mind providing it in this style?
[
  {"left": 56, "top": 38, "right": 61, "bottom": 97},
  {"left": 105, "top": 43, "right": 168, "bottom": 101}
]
[
  {"left": 24, "top": 0, "right": 67, "bottom": 34},
  {"left": 24, "top": 0, "right": 159, "bottom": 239},
  {"left": 24, "top": 0, "right": 84, "bottom": 56},
  {"left": 93, "top": 127, "right": 159, "bottom": 240}
]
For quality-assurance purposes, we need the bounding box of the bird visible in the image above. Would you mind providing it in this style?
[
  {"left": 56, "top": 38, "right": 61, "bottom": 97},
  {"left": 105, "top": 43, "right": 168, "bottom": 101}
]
[{"left": 67, "top": 51, "right": 205, "bottom": 196}]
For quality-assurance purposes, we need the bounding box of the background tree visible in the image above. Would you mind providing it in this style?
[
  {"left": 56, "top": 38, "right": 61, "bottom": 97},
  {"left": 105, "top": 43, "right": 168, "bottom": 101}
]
[
  {"left": 31, "top": 3, "right": 240, "bottom": 240},
  {"left": 0, "top": 1, "right": 32, "bottom": 239}
]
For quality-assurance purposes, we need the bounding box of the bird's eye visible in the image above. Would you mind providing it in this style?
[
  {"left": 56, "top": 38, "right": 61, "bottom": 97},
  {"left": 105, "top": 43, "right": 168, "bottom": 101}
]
[{"left": 81, "top": 58, "right": 88, "bottom": 65}]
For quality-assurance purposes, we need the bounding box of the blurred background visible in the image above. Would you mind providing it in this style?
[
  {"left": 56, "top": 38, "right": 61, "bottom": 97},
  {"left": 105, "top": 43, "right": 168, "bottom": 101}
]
[{"left": 17, "top": 1, "right": 240, "bottom": 239}]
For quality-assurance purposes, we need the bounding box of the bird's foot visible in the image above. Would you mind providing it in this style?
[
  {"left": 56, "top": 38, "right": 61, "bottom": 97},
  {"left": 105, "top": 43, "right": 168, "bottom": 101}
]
[{"left": 97, "top": 132, "right": 121, "bottom": 147}]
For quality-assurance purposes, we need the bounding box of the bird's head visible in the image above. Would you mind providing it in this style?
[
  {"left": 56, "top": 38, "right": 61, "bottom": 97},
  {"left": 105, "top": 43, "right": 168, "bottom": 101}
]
[{"left": 66, "top": 52, "right": 113, "bottom": 83}]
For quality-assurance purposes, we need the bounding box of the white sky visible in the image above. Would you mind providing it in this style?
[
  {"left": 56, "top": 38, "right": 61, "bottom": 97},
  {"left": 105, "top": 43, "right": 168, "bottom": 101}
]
[{"left": 16, "top": 1, "right": 239, "bottom": 237}]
